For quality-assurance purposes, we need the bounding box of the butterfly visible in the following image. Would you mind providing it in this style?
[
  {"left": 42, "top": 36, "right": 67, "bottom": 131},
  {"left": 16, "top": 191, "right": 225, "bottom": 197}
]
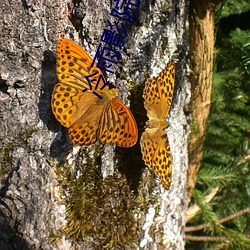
[
  {"left": 140, "top": 60, "right": 175, "bottom": 189},
  {"left": 51, "top": 38, "right": 138, "bottom": 147}
]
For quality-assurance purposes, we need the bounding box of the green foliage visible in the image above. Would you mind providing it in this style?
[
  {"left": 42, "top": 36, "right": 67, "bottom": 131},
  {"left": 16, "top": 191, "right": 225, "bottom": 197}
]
[
  {"left": 187, "top": 1, "right": 250, "bottom": 249},
  {"left": 218, "top": 0, "right": 250, "bottom": 17},
  {"left": 192, "top": 189, "right": 224, "bottom": 233}
]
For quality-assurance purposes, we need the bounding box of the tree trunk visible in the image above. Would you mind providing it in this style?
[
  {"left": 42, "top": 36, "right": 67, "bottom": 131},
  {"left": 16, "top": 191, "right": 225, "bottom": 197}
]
[
  {"left": 0, "top": 0, "right": 189, "bottom": 249},
  {"left": 187, "top": 0, "right": 220, "bottom": 203}
]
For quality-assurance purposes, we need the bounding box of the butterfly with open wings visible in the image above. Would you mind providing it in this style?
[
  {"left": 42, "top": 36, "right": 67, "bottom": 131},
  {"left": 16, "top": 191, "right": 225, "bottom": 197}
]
[{"left": 51, "top": 38, "right": 138, "bottom": 147}]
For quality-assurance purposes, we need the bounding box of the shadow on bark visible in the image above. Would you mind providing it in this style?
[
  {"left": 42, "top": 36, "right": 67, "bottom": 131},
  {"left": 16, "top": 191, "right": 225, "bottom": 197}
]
[
  {"left": 116, "top": 82, "right": 147, "bottom": 191},
  {"left": 39, "top": 50, "right": 73, "bottom": 161},
  {"left": 0, "top": 210, "right": 33, "bottom": 250}
]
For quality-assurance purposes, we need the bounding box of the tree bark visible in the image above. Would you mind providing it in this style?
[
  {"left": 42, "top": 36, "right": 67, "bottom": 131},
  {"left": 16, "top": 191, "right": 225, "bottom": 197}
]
[
  {"left": 0, "top": 0, "right": 189, "bottom": 249},
  {"left": 187, "top": 0, "right": 220, "bottom": 203}
]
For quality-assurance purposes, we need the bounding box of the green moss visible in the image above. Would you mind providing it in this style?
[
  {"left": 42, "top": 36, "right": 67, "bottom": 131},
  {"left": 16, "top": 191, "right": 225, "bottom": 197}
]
[
  {"left": 161, "top": 36, "right": 169, "bottom": 56},
  {"left": 159, "top": 1, "right": 170, "bottom": 17},
  {"left": 51, "top": 149, "right": 156, "bottom": 248},
  {"left": 0, "top": 144, "right": 13, "bottom": 178},
  {"left": 118, "top": 72, "right": 139, "bottom": 92},
  {"left": 119, "top": 71, "right": 127, "bottom": 81},
  {"left": 25, "top": 126, "right": 38, "bottom": 138}
]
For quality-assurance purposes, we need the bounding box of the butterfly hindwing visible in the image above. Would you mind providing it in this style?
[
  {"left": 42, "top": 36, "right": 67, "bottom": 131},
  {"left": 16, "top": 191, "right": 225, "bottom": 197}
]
[
  {"left": 141, "top": 128, "right": 172, "bottom": 190},
  {"left": 98, "top": 98, "right": 138, "bottom": 147},
  {"left": 68, "top": 112, "right": 101, "bottom": 146}
]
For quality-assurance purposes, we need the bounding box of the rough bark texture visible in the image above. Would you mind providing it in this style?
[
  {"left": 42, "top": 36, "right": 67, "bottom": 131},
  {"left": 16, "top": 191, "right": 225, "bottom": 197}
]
[
  {"left": 0, "top": 0, "right": 189, "bottom": 249},
  {"left": 187, "top": 0, "right": 219, "bottom": 203}
]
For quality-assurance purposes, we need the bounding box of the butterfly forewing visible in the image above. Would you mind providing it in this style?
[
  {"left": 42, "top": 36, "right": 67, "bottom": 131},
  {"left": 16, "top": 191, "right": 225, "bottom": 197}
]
[
  {"left": 52, "top": 83, "right": 79, "bottom": 127},
  {"left": 52, "top": 84, "right": 101, "bottom": 128},
  {"left": 56, "top": 38, "right": 108, "bottom": 91},
  {"left": 143, "top": 60, "right": 175, "bottom": 119}
]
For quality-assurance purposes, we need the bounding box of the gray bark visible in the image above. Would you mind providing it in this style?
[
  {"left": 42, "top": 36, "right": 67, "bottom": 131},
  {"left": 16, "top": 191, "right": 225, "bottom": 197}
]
[{"left": 0, "top": 0, "right": 189, "bottom": 249}]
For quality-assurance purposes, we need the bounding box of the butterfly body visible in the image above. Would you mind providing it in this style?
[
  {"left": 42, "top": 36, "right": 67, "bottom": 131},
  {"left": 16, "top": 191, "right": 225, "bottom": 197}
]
[
  {"left": 99, "top": 88, "right": 119, "bottom": 102},
  {"left": 140, "top": 61, "right": 175, "bottom": 190},
  {"left": 147, "top": 117, "right": 169, "bottom": 130},
  {"left": 52, "top": 38, "right": 138, "bottom": 147}
]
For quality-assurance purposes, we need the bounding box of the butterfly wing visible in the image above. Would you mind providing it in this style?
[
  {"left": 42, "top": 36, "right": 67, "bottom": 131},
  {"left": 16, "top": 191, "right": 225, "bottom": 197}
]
[
  {"left": 140, "top": 60, "right": 175, "bottom": 189},
  {"left": 56, "top": 38, "right": 108, "bottom": 91},
  {"left": 68, "top": 100, "right": 104, "bottom": 145},
  {"left": 52, "top": 84, "right": 104, "bottom": 145},
  {"left": 140, "top": 128, "right": 172, "bottom": 190},
  {"left": 52, "top": 38, "right": 138, "bottom": 147},
  {"left": 143, "top": 60, "right": 175, "bottom": 120},
  {"left": 98, "top": 98, "right": 138, "bottom": 147},
  {"left": 52, "top": 82, "right": 103, "bottom": 127},
  {"left": 52, "top": 38, "right": 108, "bottom": 144}
]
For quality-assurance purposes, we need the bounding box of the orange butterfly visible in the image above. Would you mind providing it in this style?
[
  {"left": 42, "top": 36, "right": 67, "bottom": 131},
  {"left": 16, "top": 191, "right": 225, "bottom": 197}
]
[
  {"left": 140, "top": 61, "right": 175, "bottom": 189},
  {"left": 51, "top": 38, "right": 138, "bottom": 147}
]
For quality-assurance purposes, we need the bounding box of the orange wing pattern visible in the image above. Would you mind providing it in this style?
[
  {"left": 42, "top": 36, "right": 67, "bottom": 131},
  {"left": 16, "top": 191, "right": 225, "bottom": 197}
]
[
  {"left": 140, "top": 61, "right": 175, "bottom": 189},
  {"left": 52, "top": 38, "right": 138, "bottom": 147},
  {"left": 99, "top": 98, "right": 138, "bottom": 147},
  {"left": 56, "top": 38, "right": 108, "bottom": 91}
]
